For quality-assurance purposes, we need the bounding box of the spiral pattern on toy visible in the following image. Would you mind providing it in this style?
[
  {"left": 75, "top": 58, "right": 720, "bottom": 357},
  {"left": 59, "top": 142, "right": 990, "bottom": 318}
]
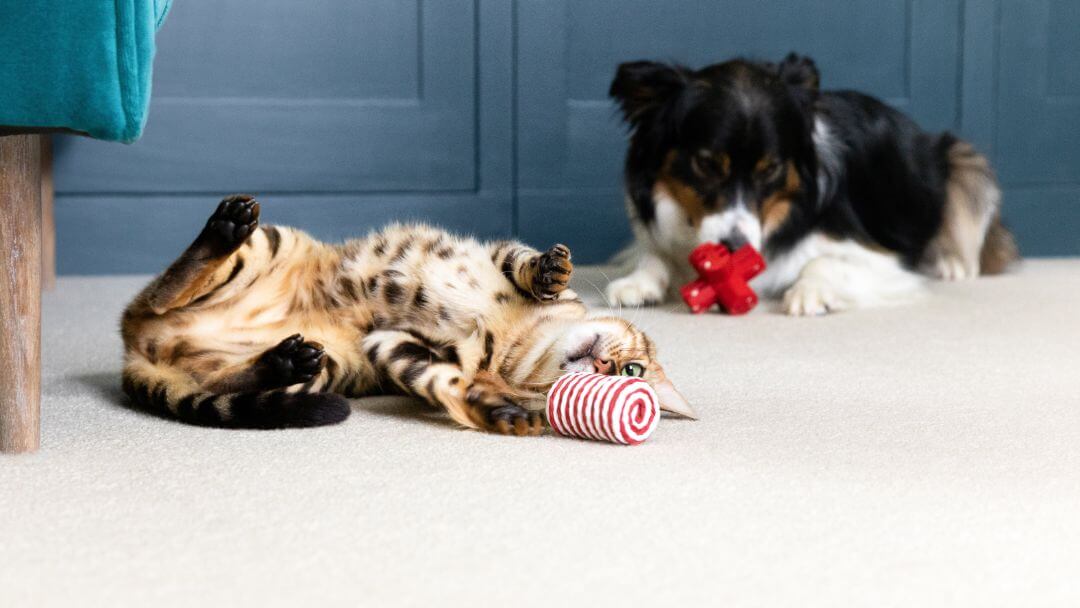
[{"left": 546, "top": 372, "right": 660, "bottom": 445}]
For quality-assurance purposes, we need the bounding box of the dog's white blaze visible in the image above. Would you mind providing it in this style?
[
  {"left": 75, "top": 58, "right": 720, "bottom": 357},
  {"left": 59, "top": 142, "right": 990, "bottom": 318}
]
[{"left": 698, "top": 196, "right": 762, "bottom": 250}]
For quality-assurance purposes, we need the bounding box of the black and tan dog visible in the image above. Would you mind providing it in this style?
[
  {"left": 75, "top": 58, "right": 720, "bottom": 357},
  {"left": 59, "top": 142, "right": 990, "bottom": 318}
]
[{"left": 606, "top": 54, "right": 1018, "bottom": 315}]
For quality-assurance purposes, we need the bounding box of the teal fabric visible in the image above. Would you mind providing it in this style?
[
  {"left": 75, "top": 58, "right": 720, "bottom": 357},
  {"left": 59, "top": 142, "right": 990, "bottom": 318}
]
[{"left": 0, "top": 0, "right": 171, "bottom": 142}]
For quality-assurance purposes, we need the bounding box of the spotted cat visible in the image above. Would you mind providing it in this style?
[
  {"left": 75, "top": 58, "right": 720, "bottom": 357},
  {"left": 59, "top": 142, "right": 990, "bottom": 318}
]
[{"left": 121, "top": 195, "right": 694, "bottom": 434}]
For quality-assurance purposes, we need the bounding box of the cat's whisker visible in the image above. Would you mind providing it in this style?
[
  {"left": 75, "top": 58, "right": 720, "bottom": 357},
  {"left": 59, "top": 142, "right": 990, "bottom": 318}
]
[
  {"left": 592, "top": 267, "right": 661, "bottom": 329},
  {"left": 575, "top": 273, "right": 614, "bottom": 310},
  {"left": 593, "top": 268, "right": 624, "bottom": 317}
]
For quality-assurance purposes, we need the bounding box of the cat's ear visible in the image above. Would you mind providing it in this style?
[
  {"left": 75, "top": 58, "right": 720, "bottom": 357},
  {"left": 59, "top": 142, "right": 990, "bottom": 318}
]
[{"left": 653, "top": 378, "right": 697, "bottom": 420}]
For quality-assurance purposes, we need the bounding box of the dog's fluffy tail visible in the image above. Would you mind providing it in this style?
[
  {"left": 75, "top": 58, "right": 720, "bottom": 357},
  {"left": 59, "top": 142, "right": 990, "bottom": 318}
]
[{"left": 979, "top": 214, "right": 1019, "bottom": 275}]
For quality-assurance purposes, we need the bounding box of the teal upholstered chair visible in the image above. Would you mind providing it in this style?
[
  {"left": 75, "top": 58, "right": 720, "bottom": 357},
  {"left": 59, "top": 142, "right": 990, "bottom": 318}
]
[{"left": 0, "top": 1, "right": 171, "bottom": 452}]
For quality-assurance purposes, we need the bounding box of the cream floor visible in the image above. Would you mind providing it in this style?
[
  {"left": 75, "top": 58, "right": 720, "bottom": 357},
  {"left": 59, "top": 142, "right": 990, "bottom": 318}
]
[{"left": 2, "top": 262, "right": 1078, "bottom": 607}]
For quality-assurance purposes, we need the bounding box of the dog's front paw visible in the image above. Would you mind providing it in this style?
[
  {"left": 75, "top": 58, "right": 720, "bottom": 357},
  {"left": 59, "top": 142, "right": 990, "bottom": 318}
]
[
  {"left": 783, "top": 280, "right": 843, "bottom": 316},
  {"left": 927, "top": 254, "right": 976, "bottom": 281},
  {"left": 606, "top": 274, "right": 665, "bottom": 308}
]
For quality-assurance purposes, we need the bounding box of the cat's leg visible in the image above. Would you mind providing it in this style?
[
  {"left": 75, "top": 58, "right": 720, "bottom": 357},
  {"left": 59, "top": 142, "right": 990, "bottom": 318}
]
[
  {"left": 362, "top": 328, "right": 470, "bottom": 420},
  {"left": 463, "top": 370, "right": 544, "bottom": 436},
  {"left": 140, "top": 194, "right": 262, "bottom": 314},
  {"left": 202, "top": 334, "right": 328, "bottom": 393},
  {"left": 488, "top": 241, "right": 574, "bottom": 301},
  {"left": 362, "top": 329, "right": 542, "bottom": 435}
]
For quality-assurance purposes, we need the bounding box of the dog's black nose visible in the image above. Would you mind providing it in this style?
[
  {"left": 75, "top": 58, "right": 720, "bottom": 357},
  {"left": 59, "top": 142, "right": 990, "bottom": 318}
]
[{"left": 720, "top": 233, "right": 748, "bottom": 251}]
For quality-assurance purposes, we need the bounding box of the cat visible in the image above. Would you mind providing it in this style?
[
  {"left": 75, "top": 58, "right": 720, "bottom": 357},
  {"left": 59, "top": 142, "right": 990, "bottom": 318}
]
[{"left": 121, "top": 195, "right": 695, "bottom": 434}]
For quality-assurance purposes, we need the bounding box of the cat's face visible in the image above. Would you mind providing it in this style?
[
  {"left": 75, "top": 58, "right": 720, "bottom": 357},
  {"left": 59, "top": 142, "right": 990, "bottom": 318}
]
[{"left": 545, "top": 317, "right": 696, "bottom": 418}]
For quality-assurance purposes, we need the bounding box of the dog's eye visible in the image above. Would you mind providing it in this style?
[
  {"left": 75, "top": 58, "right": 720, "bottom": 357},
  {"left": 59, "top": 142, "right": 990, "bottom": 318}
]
[
  {"left": 620, "top": 363, "right": 645, "bottom": 377},
  {"left": 690, "top": 150, "right": 728, "bottom": 180},
  {"left": 755, "top": 160, "right": 784, "bottom": 182},
  {"left": 690, "top": 151, "right": 713, "bottom": 176}
]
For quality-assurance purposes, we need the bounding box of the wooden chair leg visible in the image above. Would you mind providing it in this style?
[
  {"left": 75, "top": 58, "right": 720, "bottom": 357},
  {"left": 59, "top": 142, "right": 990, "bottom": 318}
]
[
  {"left": 41, "top": 135, "right": 55, "bottom": 291},
  {"left": 0, "top": 134, "right": 42, "bottom": 453}
]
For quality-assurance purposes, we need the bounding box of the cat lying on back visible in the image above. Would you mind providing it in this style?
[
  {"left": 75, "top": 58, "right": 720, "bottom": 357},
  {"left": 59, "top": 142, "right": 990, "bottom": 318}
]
[{"left": 121, "top": 195, "right": 694, "bottom": 434}]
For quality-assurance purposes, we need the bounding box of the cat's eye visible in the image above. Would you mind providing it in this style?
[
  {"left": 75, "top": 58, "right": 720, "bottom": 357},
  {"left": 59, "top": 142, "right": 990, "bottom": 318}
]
[{"left": 620, "top": 363, "right": 645, "bottom": 377}]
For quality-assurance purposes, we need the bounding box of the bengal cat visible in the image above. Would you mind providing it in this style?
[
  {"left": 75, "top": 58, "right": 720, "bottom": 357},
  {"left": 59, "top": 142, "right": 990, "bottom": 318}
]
[{"left": 121, "top": 195, "right": 695, "bottom": 434}]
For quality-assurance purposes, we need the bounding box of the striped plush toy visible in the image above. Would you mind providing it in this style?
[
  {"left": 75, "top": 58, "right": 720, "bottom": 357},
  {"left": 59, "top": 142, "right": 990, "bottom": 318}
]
[{"left": 546, "top": 372, "right": 661, "bottom": 445}]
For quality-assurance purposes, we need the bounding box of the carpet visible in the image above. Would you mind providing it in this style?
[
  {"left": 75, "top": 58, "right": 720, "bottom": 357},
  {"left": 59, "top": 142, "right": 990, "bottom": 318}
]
[{"left": 2, "top": 262, "right": 1079, "bottom": 606}]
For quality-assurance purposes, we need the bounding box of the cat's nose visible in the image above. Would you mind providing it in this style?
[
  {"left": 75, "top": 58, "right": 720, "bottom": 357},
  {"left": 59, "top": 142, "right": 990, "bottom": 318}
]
[{"left": 593, "top": 358, "right": 615, "bottom": 374}]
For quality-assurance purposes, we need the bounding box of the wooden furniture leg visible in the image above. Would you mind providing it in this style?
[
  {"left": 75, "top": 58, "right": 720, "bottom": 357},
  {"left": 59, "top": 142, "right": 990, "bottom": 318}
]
[
  {"left": 0, "top": 135, "right": 42, "bottom": 453},
  {"left": 41, "top": 135, "right": 55, "bottom": 291}
]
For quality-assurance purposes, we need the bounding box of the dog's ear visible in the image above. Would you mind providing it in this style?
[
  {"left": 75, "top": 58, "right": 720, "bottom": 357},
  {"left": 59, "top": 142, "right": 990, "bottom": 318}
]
[
  {"left": 774, "top": 53, "right": 820, "bottom": 94},
  {"left": 609, "top": 61, "right": 691, "bottom": 128}
]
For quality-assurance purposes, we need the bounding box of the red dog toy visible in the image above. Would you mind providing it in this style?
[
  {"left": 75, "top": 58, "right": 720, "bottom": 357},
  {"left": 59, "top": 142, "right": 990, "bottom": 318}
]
[{"left": 680, "top": 243, "right": 766, "bottom": 315}]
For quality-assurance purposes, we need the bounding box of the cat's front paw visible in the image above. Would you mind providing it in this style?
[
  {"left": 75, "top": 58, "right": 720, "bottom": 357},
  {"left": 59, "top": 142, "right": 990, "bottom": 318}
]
[
  {"left": 465, "top": 383, "right": 543, "bottom": 436},
  {"left": 202, "top": 194, "right": 260, "bottom": 254},
  {"left": 531, "top": 244, "right": 573, "bottom": 300},
  {"left": 262, "top": 334, "right": 326, "bottom": 386}
]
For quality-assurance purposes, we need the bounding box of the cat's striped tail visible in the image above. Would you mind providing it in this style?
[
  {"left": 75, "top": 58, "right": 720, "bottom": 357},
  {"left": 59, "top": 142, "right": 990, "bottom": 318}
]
[{"left": 121, "top": 358, "right": 350, "bottom": 428}]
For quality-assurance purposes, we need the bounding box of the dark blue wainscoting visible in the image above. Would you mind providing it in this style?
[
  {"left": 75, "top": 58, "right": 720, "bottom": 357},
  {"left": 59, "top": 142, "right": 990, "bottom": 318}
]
[{"left": 55, "top": 0, "right": 1080, "bottom": 274}]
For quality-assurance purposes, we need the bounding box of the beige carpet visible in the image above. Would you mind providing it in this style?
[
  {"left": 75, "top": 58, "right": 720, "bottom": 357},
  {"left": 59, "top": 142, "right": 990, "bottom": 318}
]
[{"left": 2, "top": 262, "right": 1079, "bottom": 607}]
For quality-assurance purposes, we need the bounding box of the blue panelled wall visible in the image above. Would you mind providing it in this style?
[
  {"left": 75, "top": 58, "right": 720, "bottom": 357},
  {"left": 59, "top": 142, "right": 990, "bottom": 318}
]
[{"left": 55, "top": 0, "right": 1080, "bottom": 273}]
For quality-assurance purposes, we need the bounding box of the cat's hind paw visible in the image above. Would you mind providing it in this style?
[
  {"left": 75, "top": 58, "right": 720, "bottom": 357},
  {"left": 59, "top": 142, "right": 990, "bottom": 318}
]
[
  {"left": 465, "top": 382, "right": 544, "bottom": 436},
  {"left": 261, "top": 334, "right": 326, "bottom": 386},
  {"left": 203, "top": 194, "right": 260, "bottom": 254}
]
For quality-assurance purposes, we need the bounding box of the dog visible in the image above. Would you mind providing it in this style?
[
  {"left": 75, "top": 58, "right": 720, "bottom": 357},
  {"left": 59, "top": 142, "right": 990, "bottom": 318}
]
[{"left": 604, "top": 54, "right": 1018, "bottom": 315}]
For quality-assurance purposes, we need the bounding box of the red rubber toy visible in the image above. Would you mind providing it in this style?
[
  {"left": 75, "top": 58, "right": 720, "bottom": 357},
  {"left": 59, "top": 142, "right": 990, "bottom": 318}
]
[{"left": 680, "top": 243, "right": 767, "bottom": 315}]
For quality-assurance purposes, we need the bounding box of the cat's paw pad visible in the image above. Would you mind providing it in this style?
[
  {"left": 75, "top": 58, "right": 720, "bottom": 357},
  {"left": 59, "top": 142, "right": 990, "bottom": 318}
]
[
  {"left": 203, "top": 194, "right": 260, "bottom": 253},
  {"left": 606, "top": 274, "right": 663, "bottom": 308},
  {"left": 465, "top": 385, "right": 543, "bottom": 436},
  {"left": 783, "top": 280, "right": 841, "bottom": 316},
  {"left": 263, "top": 334, "right": 326, "bottom": 385},
  {"left": 531, "top": 244, "right": 573, "bottom": 300}
]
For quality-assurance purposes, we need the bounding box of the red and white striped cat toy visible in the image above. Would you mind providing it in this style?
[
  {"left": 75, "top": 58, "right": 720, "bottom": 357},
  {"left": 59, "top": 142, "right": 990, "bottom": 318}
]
[{"left": 546, "top": 372, "right": 661, "bottom": 445}]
